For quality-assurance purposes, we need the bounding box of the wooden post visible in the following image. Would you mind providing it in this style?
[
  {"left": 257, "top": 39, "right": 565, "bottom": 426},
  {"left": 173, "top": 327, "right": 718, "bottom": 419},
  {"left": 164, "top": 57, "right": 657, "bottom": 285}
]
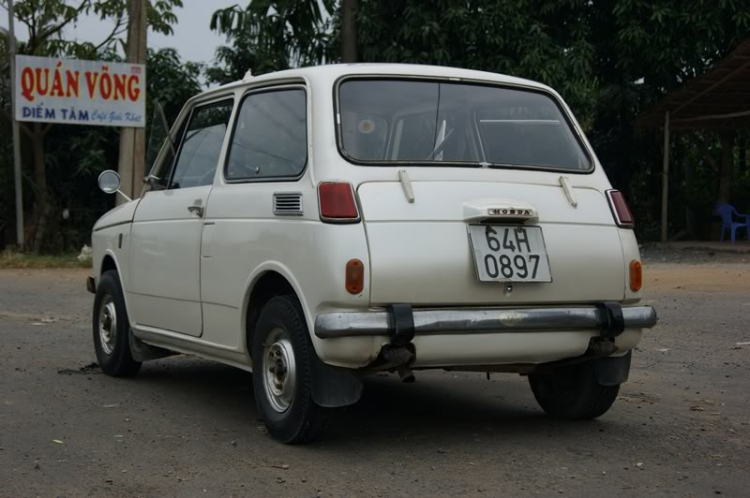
[
  {"left": 660, "top": 111, "right": 670, "bottom": 243},
  {"left": 117, "top": 0, "right": 147, "bottom": 203}
]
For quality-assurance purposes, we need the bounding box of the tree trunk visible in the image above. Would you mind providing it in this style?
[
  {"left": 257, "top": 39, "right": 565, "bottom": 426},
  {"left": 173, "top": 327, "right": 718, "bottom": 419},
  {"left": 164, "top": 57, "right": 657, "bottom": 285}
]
[
  {"left": 341, "top": 0, "right": 359, "bottom": 63},
  {"left": 717, "top": 132, "right": 734, "bottom": 203},
  {"left": 31, "top": 122, "right": 48, "bottom": 254}
]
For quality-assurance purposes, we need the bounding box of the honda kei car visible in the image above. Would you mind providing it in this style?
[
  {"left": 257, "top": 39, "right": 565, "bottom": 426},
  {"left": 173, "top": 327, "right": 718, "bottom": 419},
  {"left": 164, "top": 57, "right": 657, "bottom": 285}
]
[{"left": 89, "top": 64, "right": 658, "bottom": 443}]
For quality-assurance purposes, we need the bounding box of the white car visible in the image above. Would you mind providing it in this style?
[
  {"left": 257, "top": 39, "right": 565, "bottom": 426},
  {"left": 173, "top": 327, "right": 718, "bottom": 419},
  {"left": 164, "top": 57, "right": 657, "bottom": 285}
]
[{"left": 89, "top": 64, "right": 657, "bottom": 443}]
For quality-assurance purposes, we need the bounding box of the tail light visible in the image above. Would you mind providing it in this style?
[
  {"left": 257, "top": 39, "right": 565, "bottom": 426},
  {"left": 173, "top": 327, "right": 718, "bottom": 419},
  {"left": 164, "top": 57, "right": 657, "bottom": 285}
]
[
  {"left": 606, "top": 190, "right": 634, "bottom": 228},
  {"left": 318, "top": 182, "right": 360, "bottom": 223},
  {"left": 345, "top": 259, "right": 365, "bottom": 294},
  {"left": 629, "top": 260, "right": 643, "bottom": 292}
]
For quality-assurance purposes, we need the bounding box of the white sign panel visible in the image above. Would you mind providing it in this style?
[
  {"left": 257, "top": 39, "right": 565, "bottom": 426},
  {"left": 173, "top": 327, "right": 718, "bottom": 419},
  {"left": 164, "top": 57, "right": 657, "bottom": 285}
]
[{"left": 15, "top": 55, "right": 146, "bottom": 128}]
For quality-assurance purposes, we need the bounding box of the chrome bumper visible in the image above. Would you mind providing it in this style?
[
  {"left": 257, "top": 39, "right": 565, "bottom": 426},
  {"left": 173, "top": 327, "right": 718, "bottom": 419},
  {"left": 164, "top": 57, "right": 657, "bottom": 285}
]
[{"left": 314, "top": 305, "right": 658, "bottom": 340}]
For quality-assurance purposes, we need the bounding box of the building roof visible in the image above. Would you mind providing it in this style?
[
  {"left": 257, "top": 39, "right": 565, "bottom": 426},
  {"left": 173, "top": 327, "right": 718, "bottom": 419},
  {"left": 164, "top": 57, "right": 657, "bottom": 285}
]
[{"left": 636, "top": 39, "right": 750, "bottom": 130}]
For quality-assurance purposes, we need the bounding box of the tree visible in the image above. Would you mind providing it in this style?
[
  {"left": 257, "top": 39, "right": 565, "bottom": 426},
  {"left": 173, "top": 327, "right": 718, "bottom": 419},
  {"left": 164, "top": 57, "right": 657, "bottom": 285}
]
[
  {"left": 1, "top": 0, "right": 182, "bottom": 252},
  {"left": 344, "top": 0, "right": 750, "bottom": 239},
  {"left": 585, "top": 1, "right": 750, "bottom": 237},
  {"left": 353, "top": 0, "right": 596, "bottom": 118},
  {"left": 207, "top": 0, "right": 332, "bottom": 84}
]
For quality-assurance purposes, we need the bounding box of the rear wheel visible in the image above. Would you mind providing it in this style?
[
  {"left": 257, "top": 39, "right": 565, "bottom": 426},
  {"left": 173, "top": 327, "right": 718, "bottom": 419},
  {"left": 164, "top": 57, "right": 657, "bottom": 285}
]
[
  {"left": 92, "top": 270, "right": 141, "bottom": 377},
  {"left": 529, "top": 361, "right": 619, "bottom": 420},
  {"left": 252, "top": 295, "right": 329, "bottom": 444}
]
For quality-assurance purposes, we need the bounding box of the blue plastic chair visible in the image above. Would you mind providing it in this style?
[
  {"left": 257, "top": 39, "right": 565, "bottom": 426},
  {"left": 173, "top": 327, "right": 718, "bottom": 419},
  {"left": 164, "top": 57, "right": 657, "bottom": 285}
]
[{"left": 715, "top": 203, "right": 750, "bottom": 244}]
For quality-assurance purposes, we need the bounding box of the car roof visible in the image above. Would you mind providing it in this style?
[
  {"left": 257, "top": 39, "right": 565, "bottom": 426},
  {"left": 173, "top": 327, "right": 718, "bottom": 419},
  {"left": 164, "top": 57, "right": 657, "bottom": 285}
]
[{"left": 197, "top": 63, "right": 554, "bottom": 101}]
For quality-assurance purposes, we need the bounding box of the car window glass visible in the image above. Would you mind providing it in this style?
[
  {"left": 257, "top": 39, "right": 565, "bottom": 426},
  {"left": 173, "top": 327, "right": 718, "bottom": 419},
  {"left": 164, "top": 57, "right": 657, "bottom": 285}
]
[
  {"left": 225, "top": 89, "right": 307, "bottom": 181},
  {"left": 170, "top": 100, "right": 233, "bottom": 189},
  {"left": 148, "top": 118, "right": 187, "bottom": 189},
  {"left": 339, "top": 80, "right": 590, "bottom": 171}
]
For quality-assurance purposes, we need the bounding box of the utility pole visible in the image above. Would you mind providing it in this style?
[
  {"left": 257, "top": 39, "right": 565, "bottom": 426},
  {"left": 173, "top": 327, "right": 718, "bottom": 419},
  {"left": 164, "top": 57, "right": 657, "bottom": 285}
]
[
  {"left": 117, "top": 0, "right": 147, "bottom": 202},
  {"left": 5, "top": 0, "right": 24, "bottom": 249}
]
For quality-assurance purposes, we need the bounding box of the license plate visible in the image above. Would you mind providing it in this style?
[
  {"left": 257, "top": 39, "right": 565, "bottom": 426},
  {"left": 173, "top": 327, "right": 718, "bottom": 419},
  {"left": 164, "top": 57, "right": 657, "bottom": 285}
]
[{"left": 468, "top": 225, "right": 552, "bottom": 282}]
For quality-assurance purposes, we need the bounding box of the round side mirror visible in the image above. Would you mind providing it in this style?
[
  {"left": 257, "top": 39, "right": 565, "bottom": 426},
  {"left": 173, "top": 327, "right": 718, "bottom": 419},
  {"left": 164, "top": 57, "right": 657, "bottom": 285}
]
[{"left": 98, "top": 170, "right": 121, "bottom": 194}]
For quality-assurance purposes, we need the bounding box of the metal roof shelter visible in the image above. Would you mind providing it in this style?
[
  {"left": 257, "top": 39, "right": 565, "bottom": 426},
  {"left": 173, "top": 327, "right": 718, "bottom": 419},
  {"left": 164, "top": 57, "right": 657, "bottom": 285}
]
[{"left": 636, "top": 39, "right": 750, "bottom": 242}]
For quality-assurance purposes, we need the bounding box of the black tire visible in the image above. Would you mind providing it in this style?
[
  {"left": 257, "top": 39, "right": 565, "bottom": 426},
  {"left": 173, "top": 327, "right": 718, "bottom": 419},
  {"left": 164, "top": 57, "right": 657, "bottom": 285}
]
[
  {"left": 252, "top": 295, "right": 329, "bottom": 444},
  {"left": 529, "top": 361, "right": 619, "bottom": 420},
  {"left": 92, "top": 270, "right": 141, "bottom": 377}
]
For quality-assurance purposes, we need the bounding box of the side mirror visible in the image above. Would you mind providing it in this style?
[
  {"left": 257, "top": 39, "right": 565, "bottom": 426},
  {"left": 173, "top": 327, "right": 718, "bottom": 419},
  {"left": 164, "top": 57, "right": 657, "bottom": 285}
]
[{"left": 98, "top": 170, "right": 132, "bottom": 201}]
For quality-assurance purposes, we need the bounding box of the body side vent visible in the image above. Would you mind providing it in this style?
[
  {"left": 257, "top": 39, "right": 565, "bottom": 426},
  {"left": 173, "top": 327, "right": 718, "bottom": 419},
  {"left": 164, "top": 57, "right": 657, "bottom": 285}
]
[{"left": 273, "top": 192, "right": 303, "bottom": 216}]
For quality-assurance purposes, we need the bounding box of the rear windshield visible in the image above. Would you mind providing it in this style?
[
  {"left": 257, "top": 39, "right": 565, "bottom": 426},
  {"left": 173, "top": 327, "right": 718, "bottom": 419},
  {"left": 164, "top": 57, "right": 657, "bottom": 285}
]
[{"left": 337, "top": 79, "right": 590, "bottom": 171}]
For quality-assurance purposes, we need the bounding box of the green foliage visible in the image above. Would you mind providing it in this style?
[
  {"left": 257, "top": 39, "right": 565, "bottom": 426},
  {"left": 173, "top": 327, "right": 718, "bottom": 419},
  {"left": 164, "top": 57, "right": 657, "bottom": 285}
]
[
  {"left": 145, "top": 47, "right": 202, "bottom": 124},
  {"left": 587, "top": 0, "right": 750, "bottom": 187},
  {"left": 206, "top": 0, "right": 333, "bottom": 83},
  {"left": 355, "top": 0, "right": 597, "bottom": 121}
]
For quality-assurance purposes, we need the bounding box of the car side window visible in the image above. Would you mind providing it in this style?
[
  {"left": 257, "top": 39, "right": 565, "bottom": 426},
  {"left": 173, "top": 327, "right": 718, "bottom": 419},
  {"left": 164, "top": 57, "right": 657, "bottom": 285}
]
[
  {"left": 225, "top": 88, "right": 307, "bottom": 181},
  {"left": 148, "top": 118, "right": 188, "bottom": 190},
  {"left": 169, "top": 100, "right": 233, "bottom": 189}
]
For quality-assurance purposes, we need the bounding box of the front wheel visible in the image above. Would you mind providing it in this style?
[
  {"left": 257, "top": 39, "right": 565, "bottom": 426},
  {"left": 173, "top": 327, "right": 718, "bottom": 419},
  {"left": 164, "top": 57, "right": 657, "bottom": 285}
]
[
  {"left": 529, "top": 360, "right": 619, "bottom": 420},
  {"left": 252, "top": 295, "right": 329, "bottom": 444},
  {"left": 92, "top": 270, "right": 141, "bottom": 377}
]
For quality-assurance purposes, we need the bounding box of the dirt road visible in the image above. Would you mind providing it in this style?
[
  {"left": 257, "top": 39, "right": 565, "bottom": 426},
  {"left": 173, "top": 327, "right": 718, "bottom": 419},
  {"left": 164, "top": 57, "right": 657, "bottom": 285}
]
[{"left": 1, "top": 257, "right": 749, "bottom": 497}]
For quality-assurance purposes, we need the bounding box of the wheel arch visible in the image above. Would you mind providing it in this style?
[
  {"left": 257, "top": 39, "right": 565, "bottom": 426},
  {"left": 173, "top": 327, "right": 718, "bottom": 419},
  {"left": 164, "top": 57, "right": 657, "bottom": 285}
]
[
  {"left": 97, "top": 249, "right": 136, "bottom": 329},
  {"left": 241, "top": 264, "right": 364, "bottom": 409},
  {"left": 101, "top": 253, "right": 118, "bottom": 277},
  {"left": 241, "top": 263, "right": 311, "bottom": 360}
]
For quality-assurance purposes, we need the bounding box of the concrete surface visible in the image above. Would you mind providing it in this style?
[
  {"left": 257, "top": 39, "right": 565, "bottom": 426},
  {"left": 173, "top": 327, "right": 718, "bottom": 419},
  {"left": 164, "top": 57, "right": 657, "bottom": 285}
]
[{"left": 1, "top": 259, "right": 749, "bottom": 497}]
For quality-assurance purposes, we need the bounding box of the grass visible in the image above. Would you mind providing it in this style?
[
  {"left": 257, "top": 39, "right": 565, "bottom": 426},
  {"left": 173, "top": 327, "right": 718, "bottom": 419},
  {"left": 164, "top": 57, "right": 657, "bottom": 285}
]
[{"left": 0, "top": 250, "right": 92, "bottom": 269}]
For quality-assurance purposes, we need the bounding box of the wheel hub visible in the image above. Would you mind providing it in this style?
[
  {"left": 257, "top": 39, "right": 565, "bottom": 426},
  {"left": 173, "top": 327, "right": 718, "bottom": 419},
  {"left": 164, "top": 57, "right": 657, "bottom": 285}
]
[
  {"left": 98, "top": 296, "right": 117, "bottom": 355},
  {"left": 262, "top": 329, "right": 296, "bottom": 413}
]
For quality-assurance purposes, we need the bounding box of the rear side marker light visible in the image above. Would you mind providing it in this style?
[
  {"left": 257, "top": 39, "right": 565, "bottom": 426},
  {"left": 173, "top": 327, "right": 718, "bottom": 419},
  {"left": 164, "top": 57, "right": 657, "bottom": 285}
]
[
  {"left": 346, "top": 259, "right": 365, "bottom": 294},
  {"left": 319, "top": 182, "right": 360, "bottom": 222},
  {"left": 630, "top": 260, "right": 643, "bottom": 292},
  {"left": 606, "top": 190, "right": 634, "bottom": 228}
]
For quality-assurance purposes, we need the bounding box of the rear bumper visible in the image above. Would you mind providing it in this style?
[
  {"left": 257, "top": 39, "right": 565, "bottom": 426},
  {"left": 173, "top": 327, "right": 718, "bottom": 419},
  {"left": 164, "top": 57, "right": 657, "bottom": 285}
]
[{"left": 314, "top": 305, "right": 657, "bottom": 340}]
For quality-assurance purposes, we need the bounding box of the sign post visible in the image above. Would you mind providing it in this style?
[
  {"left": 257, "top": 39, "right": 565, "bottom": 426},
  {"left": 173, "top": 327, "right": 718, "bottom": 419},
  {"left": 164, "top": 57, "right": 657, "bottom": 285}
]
[{"left": 5, "top": 0, "right": 24, "bottom": 249}]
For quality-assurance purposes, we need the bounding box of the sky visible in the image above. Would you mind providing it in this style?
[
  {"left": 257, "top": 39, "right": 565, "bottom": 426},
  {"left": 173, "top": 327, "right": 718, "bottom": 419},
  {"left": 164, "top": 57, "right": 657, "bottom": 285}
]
[{"left": 1, "top": 0, "right": 231, "bottom": 66}]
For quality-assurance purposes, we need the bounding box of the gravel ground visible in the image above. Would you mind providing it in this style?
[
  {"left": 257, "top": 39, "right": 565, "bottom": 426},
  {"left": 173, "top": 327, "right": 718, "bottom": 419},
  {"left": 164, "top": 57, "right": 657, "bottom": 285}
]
[{"left": 0, "top": 257, "right": 749, "bottom": 497}]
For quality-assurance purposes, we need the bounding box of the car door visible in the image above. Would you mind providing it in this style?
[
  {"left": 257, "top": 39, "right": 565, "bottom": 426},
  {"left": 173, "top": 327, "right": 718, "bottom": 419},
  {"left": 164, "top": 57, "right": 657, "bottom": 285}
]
[
  {"left": 198, "top": 86, "right": 310, "bottom": 349},
  {"left": 128, "top": 98, "right": 234, "bottom": 337}
]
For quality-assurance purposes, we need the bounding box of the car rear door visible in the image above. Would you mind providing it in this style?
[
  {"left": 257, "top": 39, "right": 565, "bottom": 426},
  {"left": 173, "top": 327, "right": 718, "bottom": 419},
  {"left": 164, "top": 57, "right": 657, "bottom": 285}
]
[
  {"left": 128, "top": 98, "right": 234, "bottom": 337},
  {"left": 337, "top": 77, "right": 626, "bottom": 307},
  {"left": 358, "top": 176, "right": 625, "bottom": 306}
]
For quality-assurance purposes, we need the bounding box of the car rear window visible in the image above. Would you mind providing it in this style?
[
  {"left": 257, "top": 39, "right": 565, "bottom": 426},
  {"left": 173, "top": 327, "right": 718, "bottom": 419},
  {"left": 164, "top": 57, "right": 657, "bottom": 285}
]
[{"left": 337, "top": 79, "right": 590, "bottom": 172}]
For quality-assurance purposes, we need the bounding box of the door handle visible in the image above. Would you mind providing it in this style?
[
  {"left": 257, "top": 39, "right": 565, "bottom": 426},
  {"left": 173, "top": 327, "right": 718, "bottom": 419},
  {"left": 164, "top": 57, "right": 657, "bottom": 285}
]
[{"left": 188, "top": 205, "right": 204, "bottom": 217}]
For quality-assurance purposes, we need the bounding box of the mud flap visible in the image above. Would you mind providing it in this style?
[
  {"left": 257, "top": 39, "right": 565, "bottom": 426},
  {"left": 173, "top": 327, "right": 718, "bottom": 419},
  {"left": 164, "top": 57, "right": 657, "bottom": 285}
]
[
  {"left": 595, "top": 350, "right": 632, "bottom": 386},
  {"left": 311, "top": 356, "right": 364, "bottom": 408}
]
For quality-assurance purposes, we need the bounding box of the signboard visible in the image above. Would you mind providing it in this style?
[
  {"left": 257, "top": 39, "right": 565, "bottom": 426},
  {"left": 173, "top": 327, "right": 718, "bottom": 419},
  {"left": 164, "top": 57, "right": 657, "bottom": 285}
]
[{"left": 15, "top": 55, "right": 146, "bottom": 128}]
